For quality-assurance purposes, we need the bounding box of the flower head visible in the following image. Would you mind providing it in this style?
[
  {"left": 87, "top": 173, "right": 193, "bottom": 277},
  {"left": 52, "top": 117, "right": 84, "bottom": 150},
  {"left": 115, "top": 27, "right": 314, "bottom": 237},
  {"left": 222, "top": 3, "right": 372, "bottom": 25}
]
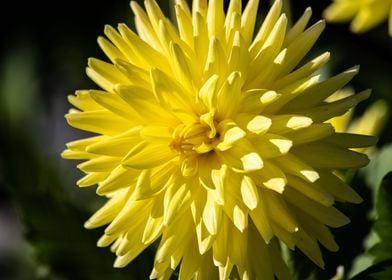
[
  {"left": 62, "top": 0, "right": 376, "bottom": 278},
  {"left": 328, "top": 91, "right": 388, "bottom": 154},
  {"left": 328, "top": 90, "right": 388, "bottom": 136},
  {"left": 324, "top": 0, "right": 392, "bottom": 36}
]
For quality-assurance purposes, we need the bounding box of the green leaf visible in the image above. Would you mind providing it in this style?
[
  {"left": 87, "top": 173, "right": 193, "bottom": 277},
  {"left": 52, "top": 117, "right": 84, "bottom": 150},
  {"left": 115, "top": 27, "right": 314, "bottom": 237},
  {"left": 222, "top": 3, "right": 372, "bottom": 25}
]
[
  {"left": 351, "top": 259, "right": 392, "bottom": 280},
  {"left": 364, "top": 144, "right": 392, "bottom": 189},
  {"left": 368, "top": 172, "right": 392, "bottom": 263},
  {"left": 348, "top": 150, "right": 392, "bottom": 278},
  {"left": 351, "top": 172, "right": 392, "bottom": 279}
]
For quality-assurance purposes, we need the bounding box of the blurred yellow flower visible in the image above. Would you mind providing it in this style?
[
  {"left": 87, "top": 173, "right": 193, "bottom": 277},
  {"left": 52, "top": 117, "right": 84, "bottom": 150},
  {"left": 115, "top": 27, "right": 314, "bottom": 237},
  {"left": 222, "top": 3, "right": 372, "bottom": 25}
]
[
  {"left": 324, "top": 0, "right": 392, "bottom": 36},
  {"left": 328, "top": 90, "right": 388, "bottom": 153},
  {"left": 62, "top": 0, "right": 376, "bottom": 278}
]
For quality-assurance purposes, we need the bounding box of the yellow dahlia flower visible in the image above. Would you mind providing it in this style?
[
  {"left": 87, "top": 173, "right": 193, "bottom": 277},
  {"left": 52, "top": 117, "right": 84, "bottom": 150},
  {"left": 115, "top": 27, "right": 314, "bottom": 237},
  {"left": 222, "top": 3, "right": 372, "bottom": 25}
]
[
  {"left": 328, "top": 91, "right": 388, "bottom": 136},
  {"left": 328, "top": 91, "right": 387, "bottom": 153},
  {"left": 324, "top": 0, "right": 392, "bottom": 36},
  {"left": 62, "top": 0, "right": 376, "bottom": 278}
]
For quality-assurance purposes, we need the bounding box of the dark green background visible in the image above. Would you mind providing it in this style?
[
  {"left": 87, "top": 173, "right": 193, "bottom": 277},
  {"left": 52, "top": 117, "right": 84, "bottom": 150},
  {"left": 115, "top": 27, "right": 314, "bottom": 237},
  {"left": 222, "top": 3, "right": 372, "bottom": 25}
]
[{"left": 1, "top": 0, "right": 391, "bottom": 279}]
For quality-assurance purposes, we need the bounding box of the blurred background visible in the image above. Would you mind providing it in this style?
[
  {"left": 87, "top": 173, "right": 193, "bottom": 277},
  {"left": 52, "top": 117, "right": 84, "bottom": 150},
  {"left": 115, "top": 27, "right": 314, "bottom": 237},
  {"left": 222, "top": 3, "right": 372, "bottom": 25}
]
[{"left": 0, "top": 0, "right": 391, "bottom": 279}]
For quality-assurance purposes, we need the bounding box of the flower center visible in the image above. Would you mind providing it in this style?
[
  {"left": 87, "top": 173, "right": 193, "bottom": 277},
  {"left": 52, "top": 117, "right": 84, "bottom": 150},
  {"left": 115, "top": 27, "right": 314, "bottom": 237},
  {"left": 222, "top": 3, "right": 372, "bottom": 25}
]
[{"left": 170, "top": 121, "right": 219, "bottom": 156}]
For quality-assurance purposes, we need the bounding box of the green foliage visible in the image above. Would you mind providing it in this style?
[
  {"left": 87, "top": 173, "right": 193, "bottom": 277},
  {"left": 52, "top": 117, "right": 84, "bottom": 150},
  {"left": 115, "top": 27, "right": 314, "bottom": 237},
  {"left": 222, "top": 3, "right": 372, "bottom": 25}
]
[
  {"left": 1, "top": 0, "right": 392, "bottom": 279},
  {"left": 365, "top": 145, "right": 392, "bottom": 189},
  {"left": 350, "top": 169, "right": 392, "bottom": 279},
  {"left": 351, "top": 259, "right": 392, "bottom": 280},
  {"left": 369, "top": 172, "right": 392, "bottom": 263}
]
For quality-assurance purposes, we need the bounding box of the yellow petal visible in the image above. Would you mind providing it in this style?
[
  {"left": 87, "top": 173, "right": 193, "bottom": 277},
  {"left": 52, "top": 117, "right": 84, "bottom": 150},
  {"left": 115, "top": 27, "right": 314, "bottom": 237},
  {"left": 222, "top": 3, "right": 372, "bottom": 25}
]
[
  {"left": 296, "top": 209, "right": 339, "bottom": 252},
  {"left": 269, "top": 115, "right": 313, "bottom": 134},
  {"left": 114, "top": 59, "right": 150, "bottom": 88},
  {"left": 61, "top": 149, "right": 97, "bottom": 160},
  {"left": 97, "top": 36, "right": 127, "bottom": 63},
  {"left": 286, "top": 123, "right": 334, "bottom": 146},
  {"left": 284, "top": 66, "right": 359, "bottom": 111},
  {"left": 97, "top": 234, "right": 117, "bottom": 247},
  {"left": 227, "top": 223, "right": 247, "bottom": 267},
  {"left": 274, "top": 153, "right": 319, "bottom": 183},
  {"left": 264, "top": 189, "right": 299, "bottom": 233},
  {"left": 271, "top": 222, "right": 296, "bottom": 249},
  {"left": 216, "top": 71, "right": 242, "bottom": 119},
  {"left": 163, "top": 182, "right": 192, "bottom": 226},
  {"left": 292, "top": 142, "right": 369, "bottom": 169},
  {"left": 292, "top": 227, "right": 325, "bottom": 268},
  {"left": 122, "top": 141, "right": 176, "bottom": 169},
  {"left": 389, "top": 6, "right": 392, "bottom": 36},
  {"left": 351, "top": 3, "right": 389, "bottom": 33},
  {"left": 284, "top": 7, "right": 312, "bottom": 46},
  {"left": 250, "top": 0, "right": 282, "bottom": 55},
  {"left": 301, "top": 89, "right": 371, "bottom": 123},
  {"left": 287, "top": 175, "right": 334, "bottom": 207},
  {"left": 77, "top": 156, "right": 120, "bottom": 173},
  {"left": 240, "top": 152, "right": 264, "bottom": 172},
  {"left": 235, "top": 114, "right": 272, "bottom": 135},
  {"left": 255, "top": 134, "right": 293, "bottom": 159},
  {"left": 323, "top": 2, "right": 359, "bottom": 22},
  {"left": 204, "top": 37, "right": 227, "bottom": 78},
  {"left": 273, "top": 52, "right": 330, "bottom": 89},
  {"left": 114, "top": 241, "right": 149, "bottom": 268},
  {"left": 247, "top": 14, "right": 288, "bottom": 88},
  {"left": 249, "top": 194, "right": 273, "bottom": 243},
  {"left": 210, "top": 164, "right": 228, "bottom": 205},
  {"left": 268, "top": 20, "right": 325, "bottom": 80},
  {"left": 317, "top": 171, "right": 363, "bottom": 203},
  {"left": 130, "top": 1, "right": 161, "bottom": 50},
  {"left": 216, "top": 121, "right": 246, "bottom": 151},
  {"left": 223, "top": 174, "right": 248, "bottom": 232},
  {"left": 84, "top": 190, "right": 128, "bottom": 229},
  {"left": 103, "top": 24, "right": 138, "bottom": 64},
  {"left": 156, "top": 212, "right": 193, "bottom": 264},
  {"left": 66, "top": 110, "right": 131, "bottom": 136},
  {"left": 323, "top": 133, "right": 377, "bottom": 148},
  {"left": 142, "top": 206, "right": 164, "bottom": 244},
  {"left": 241, "top": 176, "right": 259, "bottom": 210},
  {"left": 150, "top": 68, "right": 195, "bottom": 115},
  {"left": 242, "top": 90, "right": 276, "bottom": 114},
  {"left": 247, "top": 223, "right": 274, "bottom": 279},
  {"left": 284, "top": 187, "right": 350, "bottom": 228},
  {"left": 193, "top": 12, "right": 209, "bottom": 68},
  {"left": 115, "top": 84, "right": 179, "bottom": 125},
  {"left": 198, "top": 74, "right": 219, "bottom": 112},
  {"left": 179, "top": 236, "right": 202, "bottom": 279},
  {"left": 207, "top": 0, "right": 225, "bottom": 41},
  {"left": 77, "top": 172, "right": 109, "bottom": 187},
  {"left": 241, "top": 0, "right": 259, "bottom": 45},
  {"left": 135, "top": 163, "right": 177, "bottom": 200},
  {"left": 105, "top": 199, "right": 152, "bottom": 235},
  {"left": 203, "top": 190, "right": 222, "bottom": 235},
  {"left": 86, "top": 126, "right": 142, "bottom": 157},
  {"left": 217, "top": 139, "right": 263, "bottom": 172},
  {"left": 169, "top": 42, "right": 195, "bottom": 94},
  {"left": 225, "top": 0, "right": 241, "bottom": 37},
  {"left": 212, "top": 215, "right": 230, "bottom": 265},
  {"left": 97, "top": 165, "right": 139, "bottom": 195},
  {"left": 117, "top": 23, "right": 171, "bottom": 71},
  {"left": 68, "top": 90, "right": 102, "bottom": 111},
  {"left": 175, "top": 2, "right": 193, "bottom": 47},
  {"left": 66, "top": 135, "right": 105, "bottom": 150},
  {"left": 255, "top": 160, "right": 287, "bottom": 193}
]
